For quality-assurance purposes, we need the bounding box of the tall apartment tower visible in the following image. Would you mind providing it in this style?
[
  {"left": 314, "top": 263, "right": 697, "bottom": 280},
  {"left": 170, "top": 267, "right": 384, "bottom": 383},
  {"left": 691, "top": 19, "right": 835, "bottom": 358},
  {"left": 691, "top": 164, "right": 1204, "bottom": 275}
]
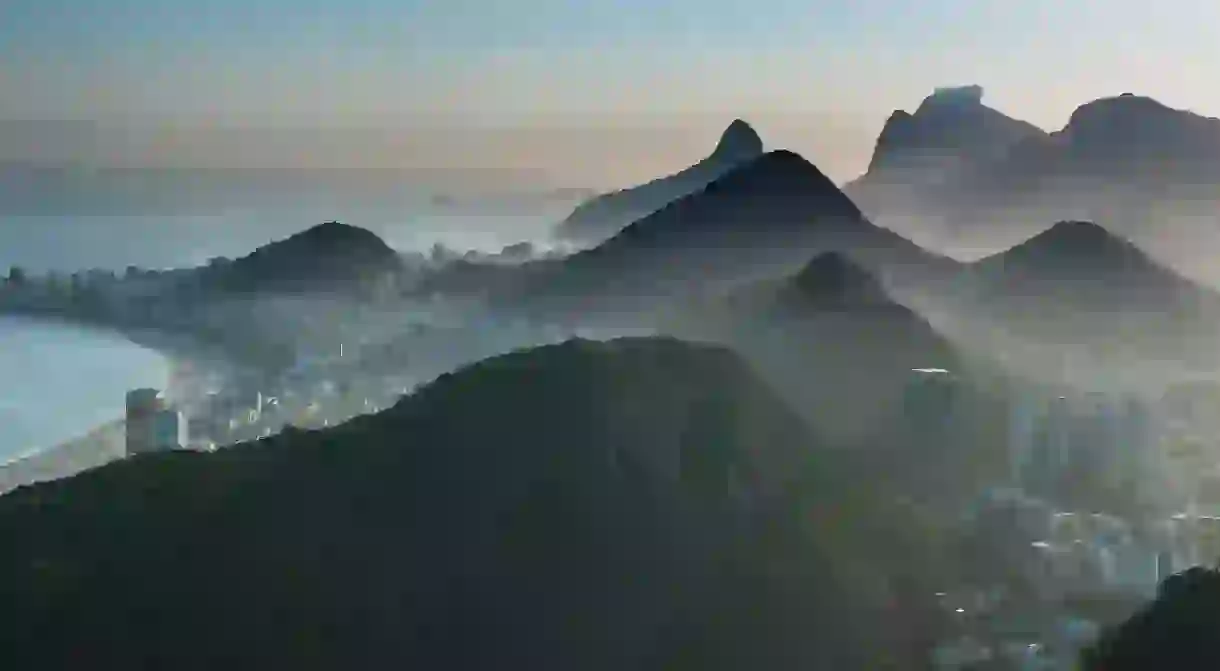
[{"left": 125, "top": 388, "right": 164, "bottom": 456}]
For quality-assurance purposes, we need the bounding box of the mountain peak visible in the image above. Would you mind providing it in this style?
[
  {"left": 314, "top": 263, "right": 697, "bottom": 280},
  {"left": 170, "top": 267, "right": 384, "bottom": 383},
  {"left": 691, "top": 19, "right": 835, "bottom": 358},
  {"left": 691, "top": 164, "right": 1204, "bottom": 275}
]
[
  {"left": 1051, "top": 94, "right": 1220, "bottom": 173},
  {"left": 865, "top": 86, "right": 1043, "bottom": 176},
  {"left": 982, "top": 220, "right": 1148, "bottom": 270},
  {"left": 552, "top": 119, "right": 764, "bottom": 243},
  {"left": 215, "top": 221, "right": 400, "bottom": 294},
  {"left": 1065, "top": 94, "right": 1177, "bottom": 130},
  {"left": 1032, "top": 220, "right": 1130, "bottom": 250},
  {"left": 709, "top": 149, "right": 860, "bottom": 213},
  {"left": 297, "top": 220, "right": 385, "bottom": 245},
  {"left": 747, "top": 149, "right": 830, "bottom": 176},
  {"left": 267, "top": 220, "right": 398, "bottom": 262},
  {"left": 710, "top": 119, "right": 764, "bottom": 162},
  {"left": 917, "top": 85, "right": 986, "bottom": 112},
  {"left": 1061, "top": 94, "right": 1217, "bottom": 143},
  {"left": 788, "top": 252, "right": 888, "bottom": 305},
  {"left": 686, "top": 149, "right": 846, "bottom": 198}
]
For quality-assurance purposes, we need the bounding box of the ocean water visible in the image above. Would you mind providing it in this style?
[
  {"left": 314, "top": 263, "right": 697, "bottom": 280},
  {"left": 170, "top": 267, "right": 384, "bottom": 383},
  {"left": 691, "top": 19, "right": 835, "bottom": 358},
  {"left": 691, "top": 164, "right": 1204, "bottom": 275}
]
[
  {"left": 0, "top": 199, "right": 573, "bottom": 462},
  {"left": 0, "top": 316, "right": 172, "bottom": 463},
  {"left": 0, "top": 202, "right": 571, "bottom": 273}
]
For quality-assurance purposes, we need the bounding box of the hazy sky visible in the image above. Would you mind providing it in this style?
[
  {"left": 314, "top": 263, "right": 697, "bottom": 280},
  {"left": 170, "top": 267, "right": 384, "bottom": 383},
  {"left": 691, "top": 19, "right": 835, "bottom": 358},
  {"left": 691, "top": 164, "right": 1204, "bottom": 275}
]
[{"left": 3, "top": 0, "right": 1219, "bottom": 184}]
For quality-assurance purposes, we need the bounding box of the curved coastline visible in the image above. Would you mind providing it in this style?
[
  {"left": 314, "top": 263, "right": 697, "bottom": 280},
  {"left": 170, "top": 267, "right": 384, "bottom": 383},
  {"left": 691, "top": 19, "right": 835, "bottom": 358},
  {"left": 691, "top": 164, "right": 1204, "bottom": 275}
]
[
  {"left": 0, "top": 311, "right": 257, "bottom": 495},
  {"left": 0, "top": 418, "right": 127, "bottom": 496},
  {"left": 0, "top": 316, "right": 175, "bottom": 488},
  {"left": 0, "top": 309, "right": 251, "bottom": 373}
]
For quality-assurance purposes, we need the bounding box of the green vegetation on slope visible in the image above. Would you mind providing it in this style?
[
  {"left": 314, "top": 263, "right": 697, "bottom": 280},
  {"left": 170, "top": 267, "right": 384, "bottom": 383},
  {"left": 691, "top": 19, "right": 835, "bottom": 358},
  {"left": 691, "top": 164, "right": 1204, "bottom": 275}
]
[{"left": 0, "top": 336, "right": 944, "bottom": 671}]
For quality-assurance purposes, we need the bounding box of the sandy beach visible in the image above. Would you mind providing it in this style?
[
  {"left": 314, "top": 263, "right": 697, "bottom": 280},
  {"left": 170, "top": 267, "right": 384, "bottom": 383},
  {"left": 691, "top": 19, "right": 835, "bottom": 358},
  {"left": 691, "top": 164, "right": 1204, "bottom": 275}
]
[
  {"left": 0, "top": 317, "right": 251, "bottom": 498},
  {"left": 0, "top": 418, "right": 127, "bottom": 496}
]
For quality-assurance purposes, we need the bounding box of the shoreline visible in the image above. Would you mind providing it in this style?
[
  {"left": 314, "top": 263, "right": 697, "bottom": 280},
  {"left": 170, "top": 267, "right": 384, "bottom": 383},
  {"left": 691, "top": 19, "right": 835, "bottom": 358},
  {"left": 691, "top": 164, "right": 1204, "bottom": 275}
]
[
  {"left": 0, "top": 317, "right": 223, "bottom": 495},
  {"left": 0, "top": 418, "right": 127, "bottom": 496},
  {"left": 0, "top": 332, "right": 241, "bottom": 497},
  {"left": 1, "top": 309, "right": 275, "bottom": 379},
  {"left": 0, "top": 416, "right": 122, "bottom": 468},
  {"left": 0, "top": 316, "right": 191, "bottom": 458}
]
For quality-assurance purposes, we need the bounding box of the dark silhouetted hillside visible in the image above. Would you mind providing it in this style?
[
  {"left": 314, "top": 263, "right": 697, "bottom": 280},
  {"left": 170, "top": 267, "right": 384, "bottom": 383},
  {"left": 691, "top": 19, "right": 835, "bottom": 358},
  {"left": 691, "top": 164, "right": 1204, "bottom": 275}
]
[
  {"left": 952, "top": 221, "right": 1220, "bottom": 369},
  {"left": 860, "top": 85, "right": 1045, "bottom": 181},
  {"left": 780, "top": 250, "right": 912, "bottom": 309},
  {"left": 848, "top": 91, "right": 1220, "bottom": 265},
  {"left": 552, "top": 120, "right": 765, "bottom": 243},
  {"left": 952, "top": 94, "right": 1220, "bottom": 214},
  {"left": 1082, "top": 566, "right": 1220, "bottom": 671},
  {"left": 1057, "top": 94, "right": 1220, "bottom": 170},
  {"left": 0, "top": 336, "right": 933, "bottom": 671},
  {"left": 968, "top": 221, "right": 1213, "bottom": 311},
  {"left": 680, "top": 253, "right": 975, "bottom": 465},
  {"left": 844, "top": 86, "right": 1045, "bottom": 248},
  {"left": 525, "top": 150, "right": 955, "bottom": 317},
  {"left": 200, "top": 221, "right": 402, "bottom": 295}
]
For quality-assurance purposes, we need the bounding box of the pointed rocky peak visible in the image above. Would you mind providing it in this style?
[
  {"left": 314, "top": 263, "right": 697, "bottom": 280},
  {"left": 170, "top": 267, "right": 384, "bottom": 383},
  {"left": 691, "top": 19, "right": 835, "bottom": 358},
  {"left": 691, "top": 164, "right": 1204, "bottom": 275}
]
[
  {"left": 735, "top": 149, "right": 836, "bottom": 183},
  {"left": 878, "top": 110, "right": 915, "bottom": 135},
  {"left": 864, "top": 86, "right": 1044, "bottom": 176},
  {"left": 577, "top": 148, "right": 868, "bottom": 263},
  {"left": 710, "top": 119, "right": 764, "bottom": 162},
  {"left": 705, "top": 149, "right": 863, "bottom": 217},
  {"left": 552, "top": 119, "right": 765, "bottom": 243},
  {"left": 867, "top": 111, "right": 919, "bottom": 173},
  {"left": 787, "top": 252, "right": 889, "bottom": 305}
]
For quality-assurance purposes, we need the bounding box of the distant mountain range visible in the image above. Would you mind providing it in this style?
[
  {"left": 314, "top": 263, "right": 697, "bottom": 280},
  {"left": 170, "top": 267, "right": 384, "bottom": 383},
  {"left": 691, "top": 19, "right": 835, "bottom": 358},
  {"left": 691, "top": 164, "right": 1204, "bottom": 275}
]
[
  {"left": 11, "top": 90, "right": 1220, "bottom": 669},
  {"left": 675, "top": 251, "right": 962, "bottom": 446},
  {"left": 710, "top": 251, "right": 955, "bottom": 357},
  {"left": 551, "top": 119, "right": 765, "bottom": 244},
  {"left": 859, "top": 85, "right": 1046, "bottom": 185},
  {"left": 847, "top": 87, "right": 1220, "bottom": 273},
  {"left": 935, "top": 220, "right": 1220, "bottom": 380},
  {"left": 521, "top": 149, "right": 954, "bottom": 318},
  {"left": 0, "top": 221, "right": 406, "bottom": 372},
  {"left": 149, "top": 209, "right": 1220, "bottom": 385},
  {"left": 0, "top": 337, "right": 929, "bottom": 669}
]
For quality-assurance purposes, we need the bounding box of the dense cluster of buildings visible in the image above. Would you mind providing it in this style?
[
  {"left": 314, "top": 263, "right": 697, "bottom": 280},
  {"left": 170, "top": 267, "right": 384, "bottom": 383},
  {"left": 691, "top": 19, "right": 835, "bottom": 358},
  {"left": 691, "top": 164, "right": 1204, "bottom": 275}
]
[
  {"left": 895, "top": 370, "right": 1220, "bottom": 669},
  {"left": 104, "top": 339, "right": 1220, "bottom": 671}
]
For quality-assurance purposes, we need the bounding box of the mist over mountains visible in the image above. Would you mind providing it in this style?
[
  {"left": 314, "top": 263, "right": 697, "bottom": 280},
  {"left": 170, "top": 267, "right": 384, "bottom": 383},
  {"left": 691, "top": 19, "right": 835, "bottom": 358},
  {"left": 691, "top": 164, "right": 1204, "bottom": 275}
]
[
  {"left": 514, "top": 149, "right": 954, "bottom": 322},
  {"left": 196, "top": 221, "right": 403, "bottom": 296},
  {"left": 927, "top": 221, "right": 1220, "bottom": 387},
  {"left": 860, "top": 86, "right": 1045, "bottom": 185},
  {"left": 553, "top": 119, "right": 765, "bottom": 244},
  {"left": 669, "top": 251, "right": 970, "bottom": 450},
  {"left": 848, "top": 87, "right": 1220, "bottom": 282},
  {"left": 0, "top": 338, "right": 921, "bottom": 669},
  {"left": 6, "top": 84, "right": 1220, "bottom": 669}
]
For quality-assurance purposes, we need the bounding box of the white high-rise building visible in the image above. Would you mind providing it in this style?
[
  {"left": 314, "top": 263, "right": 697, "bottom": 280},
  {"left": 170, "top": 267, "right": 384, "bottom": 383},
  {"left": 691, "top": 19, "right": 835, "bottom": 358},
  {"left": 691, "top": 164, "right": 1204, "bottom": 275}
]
[
  {"left": 125, "top": 388, "right": 188, "bottom": 456},
  {"left": 151, "top": 409, "right": 188, "bottom": 451},
  {"left": 126, "top": 388, "right": 164, "bottom": 456}
]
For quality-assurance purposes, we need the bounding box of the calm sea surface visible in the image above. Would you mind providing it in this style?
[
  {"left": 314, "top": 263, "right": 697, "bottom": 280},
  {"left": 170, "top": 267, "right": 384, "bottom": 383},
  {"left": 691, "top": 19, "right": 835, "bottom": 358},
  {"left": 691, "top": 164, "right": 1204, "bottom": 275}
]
[
  {"left": 0, "top": 202, "right": 570, "bottom": 461},
  {"left": 0, "top": 316, "right": 171, "bottom": 462}
]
